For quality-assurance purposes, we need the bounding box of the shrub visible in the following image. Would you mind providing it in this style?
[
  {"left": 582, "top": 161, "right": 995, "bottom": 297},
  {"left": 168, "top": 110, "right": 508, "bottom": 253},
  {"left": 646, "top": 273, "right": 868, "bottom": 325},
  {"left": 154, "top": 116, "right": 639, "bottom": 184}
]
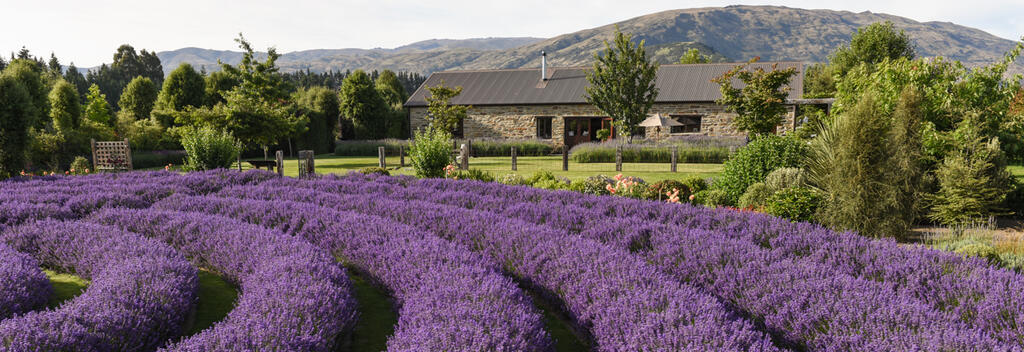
[
  {"left": 497, "top": 173, "right": 527, "bottom": 186},
  {"left": 928, "top": 134, "right": 1013, "bottom": 226},
  {"left": 943, "top": 239, "right": 1001, "bottom": 264},
  {"left": 596, "top": 129, "right": 611, "bottom": 141},
  {"left": 738, "top": 183, "right": 773, "bottom": 210},
  {"left": 69, "top": 157, "right": 91, "bottom": 174},
  {"left": 453, "top": 168, "right": 494, "bottom": 183},
  {"left": 765, "top": 187, "right": 822, "bottom": 222},
  {"left": 680, "top": 176, "right": 709, "bottom": 200},
  {"left": 358, "top": 167, "right": 390, "bottom": 176},
  {"left": 526, "top": 171, "right": 558, "bottom": 186},
  {"left": 812, "top": 87, "right": 925, "bottom": 239},
  {"left": 646, "top": 179, "right": 689, "bottom": 201},
  {"left": 409, "top": 128, "right": 453, "bottom": 178},
  {"left": 764, "top": 167, "right": 807, "bottom": 192},
  {"left": 465, "top": 139, "right": 553, "bottom": 157},
  {"left": 181, "top": 127, "right": 240, "bottom": 171},
  {"left": 570, "top": 142, "right": 732, "bottom": 163},
  {"left": 533, "top": 178, "right": 569, "bottom": 190},
  {"left": 712, "top": 135, "right": 807, "bottom": 205},
  {"left": 697, "top": 189, "right": 730, "bottom": 207}
]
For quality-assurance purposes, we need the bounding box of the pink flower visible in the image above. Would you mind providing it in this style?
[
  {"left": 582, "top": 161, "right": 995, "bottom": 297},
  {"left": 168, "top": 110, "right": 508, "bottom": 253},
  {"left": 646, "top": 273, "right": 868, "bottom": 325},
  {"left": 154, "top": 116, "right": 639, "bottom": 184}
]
[
  {"left": 688, "top": 194, "right": 696, "bottom": 201},
  {"left": 605, "top": 184, "right": 616, "bottom": 194}
]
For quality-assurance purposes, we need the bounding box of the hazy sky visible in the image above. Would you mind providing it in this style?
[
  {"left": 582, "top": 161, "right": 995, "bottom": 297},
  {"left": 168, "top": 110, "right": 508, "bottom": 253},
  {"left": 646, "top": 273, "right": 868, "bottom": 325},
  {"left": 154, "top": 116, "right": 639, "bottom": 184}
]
[{"left": 3, "top": 0, "right": 1022, "bottom": 67}]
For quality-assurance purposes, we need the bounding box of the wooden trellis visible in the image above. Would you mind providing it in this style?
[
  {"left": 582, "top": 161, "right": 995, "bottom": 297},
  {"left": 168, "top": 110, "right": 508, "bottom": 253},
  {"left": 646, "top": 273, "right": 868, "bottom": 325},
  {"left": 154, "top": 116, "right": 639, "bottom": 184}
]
[{"left": 91, "top": 138, "right": 133, "bottom": 171}]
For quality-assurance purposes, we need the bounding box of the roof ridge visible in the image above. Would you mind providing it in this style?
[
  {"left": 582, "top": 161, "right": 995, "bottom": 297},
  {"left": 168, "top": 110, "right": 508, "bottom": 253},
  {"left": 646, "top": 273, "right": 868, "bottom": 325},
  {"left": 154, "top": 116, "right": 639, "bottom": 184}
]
[{"left": 430, "top": 61, "right": 804, "bottom": 74}]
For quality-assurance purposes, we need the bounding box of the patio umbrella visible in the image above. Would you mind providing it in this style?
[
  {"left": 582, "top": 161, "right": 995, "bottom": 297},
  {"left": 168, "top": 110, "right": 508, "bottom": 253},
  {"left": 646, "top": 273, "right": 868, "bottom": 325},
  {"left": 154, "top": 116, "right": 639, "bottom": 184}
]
[
  {"left": 638, "top": 113, "right": 682, "bottom": 136},
  {"left": 638, "top": 113, "right": 683, "bottom": 128}
]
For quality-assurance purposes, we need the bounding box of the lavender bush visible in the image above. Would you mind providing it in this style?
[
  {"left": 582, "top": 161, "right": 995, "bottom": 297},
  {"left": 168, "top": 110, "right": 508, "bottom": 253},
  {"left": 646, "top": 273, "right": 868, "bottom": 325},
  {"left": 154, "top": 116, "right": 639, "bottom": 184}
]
[
  {"left": 0, "top": 243, "right": 51, "bottom": 320},
  {"left": 0, "top": 220, "right": 198, "bottom": 351},
  {"left": 90, "top": 208, "right": 358, "bottom": 351},
  {"left": 152, "top": 194, "right": 554, "bottom": 351}
]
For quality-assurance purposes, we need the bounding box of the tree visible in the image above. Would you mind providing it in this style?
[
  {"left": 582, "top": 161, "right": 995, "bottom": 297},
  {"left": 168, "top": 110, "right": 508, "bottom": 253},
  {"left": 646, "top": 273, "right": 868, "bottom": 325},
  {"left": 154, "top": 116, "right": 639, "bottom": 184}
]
[
  {"left": 678, "top": 48, "right": 713, "bottom": 64},
  {"left": 179, "top": 34, "right": 304, "bottom": 157},
  {"left": 713, "top": 58, "right": 798, "bottom": 136},
  {"left": 2, "top": 59, "right": 48, "bottom": 127},
  {"left": 0, "top": 75, "right": 33, "bottom": 178},
  {"left": 49, "top": 80, "right": 81, "bottom": 133},
  {"left": 375, "top": 70, "right": 408, "bottom": 107},
  {"left": 63, "top": 63, "right": 89, "bottom": 100},
  {"left": 47, "top": 53, "right": 61, "bottom": 75},
  {"left": 812, "top": 88, "right": 924, "bottom": 239},
  {"left": 118, "top": 76, "right": 158, "bottom": 120},
  {"left": 83, "top": 84, "right": 112, "bottom": 125},
  {"left": 155, "top": 63, "right": 205, "bottom": 112},
  {"left": 927, "top": 123, "right": 1014, "bottom": 225},
  {"left": 585, "top": 27, "right": 659, "bottom": 143},
  {"left": 830, "top": 21, "right": 915, "bottom": 78},
  {"left": 204, "top": 70, "right": 238, "bottom": 107},
  {"left": 294, "top": 87, "right": 340, "bottom": 154},
  {"left": 424, "top": 80, "right": 468, "bottom": 135},
  {"left": 376, "top": 70, "right": 409, "bottom": 138},
  {"left": 339, "top": 69, "right": 388, "bottom": 139}
]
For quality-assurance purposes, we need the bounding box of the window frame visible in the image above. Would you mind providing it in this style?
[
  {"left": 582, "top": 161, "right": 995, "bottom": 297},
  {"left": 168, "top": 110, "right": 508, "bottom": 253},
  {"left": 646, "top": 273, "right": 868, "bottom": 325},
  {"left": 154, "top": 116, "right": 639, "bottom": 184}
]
[{"left": 536, "top": 116, "right": 553, "bottom": 139}]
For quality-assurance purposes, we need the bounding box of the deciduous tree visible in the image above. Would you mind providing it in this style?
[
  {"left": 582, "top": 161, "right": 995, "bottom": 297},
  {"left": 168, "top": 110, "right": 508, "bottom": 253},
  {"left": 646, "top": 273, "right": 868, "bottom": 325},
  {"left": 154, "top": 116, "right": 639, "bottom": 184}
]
[
  {"left": 0, "top": 75, "right": 33, "bottom": 178},
  {"left": 713, "top": 58, "right": 798, "bottom": 136},
  {"left": 585, "top": 27, "right": 659, "bottom": 143},
  {"left": 424, "top": 80, "right": 468, "bottom": 135},
  {"left": 340, "top": 69, "right": 388, "bottom": 139},
  {"left": 118, "top": 76, "right": 158, "bottom": 120}
]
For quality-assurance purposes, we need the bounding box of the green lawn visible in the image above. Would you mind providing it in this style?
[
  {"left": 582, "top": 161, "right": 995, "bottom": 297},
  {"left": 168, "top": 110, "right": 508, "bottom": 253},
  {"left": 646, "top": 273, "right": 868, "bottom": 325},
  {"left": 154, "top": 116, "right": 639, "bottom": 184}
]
[
  {"left": 44, "top": 269, "right": 238, "bottom": 336},
  {"left": 1011, "top": 164, "right": 1023, "bottom": 181},
  {"left": 346, "top": 271, "right": 397, "bottom": 352},
  {"left": 187, "top": 270, "right": 238, "bottom": 335},
  {"left": 234, "top": 154, "right": 722, "bottom": 182},
  {"left": 44, "top": 270, "right": 88, "bottom": 308}
]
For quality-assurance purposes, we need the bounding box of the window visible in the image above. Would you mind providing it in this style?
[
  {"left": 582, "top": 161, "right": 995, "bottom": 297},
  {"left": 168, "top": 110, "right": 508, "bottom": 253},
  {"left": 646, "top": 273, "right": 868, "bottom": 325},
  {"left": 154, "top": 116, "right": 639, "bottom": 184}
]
[
  {"left": 453, "top": 118, "right": 464, "bottom": 139},
  {"left": 536, "top": 116, "right": 552, "bottom": 139},
  {"left": 630, "top": 126, "right": 646, "bottom": 138},
  {"left": 670, "top": 115, "right": 702, "bottom": 133}
]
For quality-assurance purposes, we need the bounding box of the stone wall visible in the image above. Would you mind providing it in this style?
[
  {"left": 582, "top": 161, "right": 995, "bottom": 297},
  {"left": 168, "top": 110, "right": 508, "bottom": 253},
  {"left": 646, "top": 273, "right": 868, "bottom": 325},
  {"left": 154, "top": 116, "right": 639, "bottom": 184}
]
[{"left": 409, "top": 102, "right": 797, "bottom": 147}]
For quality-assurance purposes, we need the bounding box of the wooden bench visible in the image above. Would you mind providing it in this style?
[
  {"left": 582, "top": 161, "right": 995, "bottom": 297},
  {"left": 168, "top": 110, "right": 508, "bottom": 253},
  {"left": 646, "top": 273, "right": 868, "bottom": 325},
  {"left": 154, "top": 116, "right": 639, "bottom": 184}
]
[{"left": 247, "top": 160, "right": 278, "bottom": 171}]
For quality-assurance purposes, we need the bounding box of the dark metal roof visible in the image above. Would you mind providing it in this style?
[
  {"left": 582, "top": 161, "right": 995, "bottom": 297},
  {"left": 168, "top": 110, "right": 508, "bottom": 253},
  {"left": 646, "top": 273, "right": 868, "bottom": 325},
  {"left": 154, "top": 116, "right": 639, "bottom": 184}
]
[{"left": 404, "top": 62, "right": 804, "bottom": 107}]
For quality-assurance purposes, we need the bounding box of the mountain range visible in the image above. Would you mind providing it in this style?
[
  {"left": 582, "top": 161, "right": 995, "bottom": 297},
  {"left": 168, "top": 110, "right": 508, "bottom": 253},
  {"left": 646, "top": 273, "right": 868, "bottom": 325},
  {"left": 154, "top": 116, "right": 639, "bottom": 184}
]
[{"left": 148, "top": 5, "right": 1021, "bottom": 76}]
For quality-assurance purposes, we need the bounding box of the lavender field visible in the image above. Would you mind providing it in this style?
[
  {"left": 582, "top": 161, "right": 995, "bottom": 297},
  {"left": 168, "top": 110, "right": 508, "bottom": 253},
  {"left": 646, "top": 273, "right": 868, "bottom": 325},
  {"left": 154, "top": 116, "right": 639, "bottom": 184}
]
[{"left": 2, "top": 170, "right": 1024, "bottom": 351}]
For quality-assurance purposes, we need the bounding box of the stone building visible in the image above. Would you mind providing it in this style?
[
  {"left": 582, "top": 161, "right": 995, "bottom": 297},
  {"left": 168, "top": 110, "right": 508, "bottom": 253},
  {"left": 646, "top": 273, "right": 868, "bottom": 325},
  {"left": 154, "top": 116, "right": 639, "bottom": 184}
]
[{"left": 403, "top": 62, "right": 806, "bottom": 149}]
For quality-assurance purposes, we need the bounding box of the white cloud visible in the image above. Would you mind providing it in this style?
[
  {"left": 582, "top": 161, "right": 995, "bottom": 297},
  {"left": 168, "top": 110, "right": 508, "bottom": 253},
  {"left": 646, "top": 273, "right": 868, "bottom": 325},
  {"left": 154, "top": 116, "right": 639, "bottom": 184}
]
[{"left": 1, "top": 0, "right": 1020, "bottom": 67}]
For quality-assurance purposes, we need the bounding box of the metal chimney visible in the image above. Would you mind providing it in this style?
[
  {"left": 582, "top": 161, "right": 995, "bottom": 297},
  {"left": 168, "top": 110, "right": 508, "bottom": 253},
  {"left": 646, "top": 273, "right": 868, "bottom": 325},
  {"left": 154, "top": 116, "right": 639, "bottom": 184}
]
[{"left": 541, "top": 51, "right": 547, "bottom": 81}]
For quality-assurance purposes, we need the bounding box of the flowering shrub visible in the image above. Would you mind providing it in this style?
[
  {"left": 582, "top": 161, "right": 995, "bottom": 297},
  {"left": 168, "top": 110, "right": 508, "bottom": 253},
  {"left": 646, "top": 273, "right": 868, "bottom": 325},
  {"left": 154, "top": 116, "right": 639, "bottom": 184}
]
[
  {"left": 0, "top": 244, "right": 51, "bottom": 320},
  {"left": 0, "top": 220, "right": 198, "bottom": 350}
]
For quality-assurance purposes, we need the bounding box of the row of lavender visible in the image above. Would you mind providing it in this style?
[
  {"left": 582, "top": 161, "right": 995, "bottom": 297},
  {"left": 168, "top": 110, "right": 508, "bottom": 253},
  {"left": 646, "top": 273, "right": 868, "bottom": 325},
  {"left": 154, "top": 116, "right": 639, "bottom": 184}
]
[
  {"left": 0, "top": 171, "right": 363, "bottom": 351},
  {"left": 1, "top": 171, "right": 554, "bottom": 350},
  {"left": 142, "top": 197, "right": 554, "bottom": 351},
  {"left": 206, "top": 181, "right": 781, "bottom": 350},
  {"left": 244, "top": 173, "right": 1024, "bottom": 350}
]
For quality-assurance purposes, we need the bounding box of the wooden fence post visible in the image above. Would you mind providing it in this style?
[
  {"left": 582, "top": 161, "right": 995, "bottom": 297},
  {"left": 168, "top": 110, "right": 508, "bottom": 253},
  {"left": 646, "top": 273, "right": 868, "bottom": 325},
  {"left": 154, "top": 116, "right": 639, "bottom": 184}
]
[
  {"left": 511, "top": 146, "right": 517, "bottom": 171},
  {"left": 124, "top": 138, "right": 133, "bottom": 170},
  {"left": 378, "top": 146, "right": 386, "bottom": 168},
  {"left": 399, "top": 145, "right": 405, "bottom": 167},
  {"left": 671, "top": 146, "right": 678, "bottom": 173},
  {"left": 460, "top": 143, "right": 469, "bottom": 170},
  {"left": 90, "top": 139, "right": 97, "bottom": 168},
  {"left": 615, "top": 145, "right": 622, "bottom": 172},
  {"left": 562, "top": 146, "right": 569, "bottom": 171},
  {"left": 468, "top": 139, "right": 473, "bottom": 158},
  {"left": 275, "top": 150, "right": 284, "bottom": 177}
]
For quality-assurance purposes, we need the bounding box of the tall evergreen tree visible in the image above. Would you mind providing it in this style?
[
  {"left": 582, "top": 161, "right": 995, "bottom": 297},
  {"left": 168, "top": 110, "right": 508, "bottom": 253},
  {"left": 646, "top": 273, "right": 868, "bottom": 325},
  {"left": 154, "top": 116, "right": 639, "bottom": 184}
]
[
  {"left": 63, "top": 63, "right": 89, "bottom": 100},
  {"left": 584, "top": 27, "right": 659, "bottom": 143}
]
